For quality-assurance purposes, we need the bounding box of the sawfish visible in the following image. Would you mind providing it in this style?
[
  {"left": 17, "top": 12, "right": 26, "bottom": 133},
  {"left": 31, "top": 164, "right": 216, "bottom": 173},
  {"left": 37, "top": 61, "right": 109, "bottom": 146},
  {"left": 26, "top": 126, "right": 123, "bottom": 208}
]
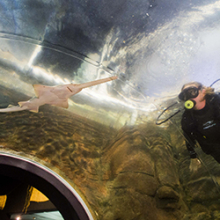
[{"left": 0, "top": 76, "right": 117, "bottom": 113}]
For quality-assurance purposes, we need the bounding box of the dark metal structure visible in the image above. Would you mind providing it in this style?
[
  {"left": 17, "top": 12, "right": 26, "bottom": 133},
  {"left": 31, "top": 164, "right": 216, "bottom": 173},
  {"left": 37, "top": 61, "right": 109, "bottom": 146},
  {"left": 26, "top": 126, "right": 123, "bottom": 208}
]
[{"left": 0, "top": 153, "right": 91, "bottom": 220}]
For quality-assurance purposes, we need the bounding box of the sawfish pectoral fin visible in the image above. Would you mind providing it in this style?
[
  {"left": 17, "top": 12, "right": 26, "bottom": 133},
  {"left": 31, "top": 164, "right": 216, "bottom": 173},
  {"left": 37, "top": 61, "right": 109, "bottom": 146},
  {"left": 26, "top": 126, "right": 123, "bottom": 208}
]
[
  {"left": 33, "top": 84, "right": 51, "bottom": 97},
  {"left": 50, "top": 99, "right": 69, "bottom": 109},
  {"left": 29, "top": 106, "right": 39, "bottom": 113}
]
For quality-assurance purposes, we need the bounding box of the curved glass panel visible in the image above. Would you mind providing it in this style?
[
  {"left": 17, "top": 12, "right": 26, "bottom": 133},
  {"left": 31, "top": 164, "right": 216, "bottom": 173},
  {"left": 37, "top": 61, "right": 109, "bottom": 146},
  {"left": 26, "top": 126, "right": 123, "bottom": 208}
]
[{"left": 0, "top": 1, "right": 220, "bottom": 220}]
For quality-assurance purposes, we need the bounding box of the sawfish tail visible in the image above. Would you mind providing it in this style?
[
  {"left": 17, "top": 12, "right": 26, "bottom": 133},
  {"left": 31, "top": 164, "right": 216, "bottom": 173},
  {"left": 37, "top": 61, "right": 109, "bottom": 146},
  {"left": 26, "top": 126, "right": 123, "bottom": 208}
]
[
  {"left": 0, "top": 105, "right": 28, "bottom": 113},
  {"left": 76, "top": 76, "right": 117, "bottom": 89}
]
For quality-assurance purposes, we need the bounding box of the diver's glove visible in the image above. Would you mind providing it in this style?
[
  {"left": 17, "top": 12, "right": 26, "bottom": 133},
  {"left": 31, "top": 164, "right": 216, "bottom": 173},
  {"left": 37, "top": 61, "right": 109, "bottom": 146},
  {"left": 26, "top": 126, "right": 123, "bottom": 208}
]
[{"left": 189, "top": 158, "right": 201, "bottom": 172}]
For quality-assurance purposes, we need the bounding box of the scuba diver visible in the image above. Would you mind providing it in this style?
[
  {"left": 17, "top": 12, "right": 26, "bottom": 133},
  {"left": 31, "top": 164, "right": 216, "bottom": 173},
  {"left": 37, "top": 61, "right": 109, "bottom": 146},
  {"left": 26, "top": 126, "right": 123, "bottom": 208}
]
[{"left": 179, "top": 81, "right": 220, "bottom": 171}]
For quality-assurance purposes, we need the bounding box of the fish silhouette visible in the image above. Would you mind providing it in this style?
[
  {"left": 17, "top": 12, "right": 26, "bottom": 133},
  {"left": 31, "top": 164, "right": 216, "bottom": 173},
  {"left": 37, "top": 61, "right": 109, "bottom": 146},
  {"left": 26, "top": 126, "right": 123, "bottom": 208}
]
[{"left": 0, "top": 76, "right": 117, "bottom": 113}]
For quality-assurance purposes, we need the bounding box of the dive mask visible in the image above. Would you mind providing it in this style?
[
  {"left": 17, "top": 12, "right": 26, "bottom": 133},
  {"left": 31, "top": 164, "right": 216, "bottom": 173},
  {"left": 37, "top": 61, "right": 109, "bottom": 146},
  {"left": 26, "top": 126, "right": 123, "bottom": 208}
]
[
  {"left": 178, "top": 85, "right": 202, "bottom": 110},
  {"left": 178, "top": 86, "right": 201, "bottom": 101}
]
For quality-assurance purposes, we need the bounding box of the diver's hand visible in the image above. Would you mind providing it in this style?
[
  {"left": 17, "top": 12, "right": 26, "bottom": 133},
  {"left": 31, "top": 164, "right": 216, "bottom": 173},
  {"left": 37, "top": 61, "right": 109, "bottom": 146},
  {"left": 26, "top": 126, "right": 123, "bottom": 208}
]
[{"left": 189, "top": 158, "right": 201, "bottom": 172}]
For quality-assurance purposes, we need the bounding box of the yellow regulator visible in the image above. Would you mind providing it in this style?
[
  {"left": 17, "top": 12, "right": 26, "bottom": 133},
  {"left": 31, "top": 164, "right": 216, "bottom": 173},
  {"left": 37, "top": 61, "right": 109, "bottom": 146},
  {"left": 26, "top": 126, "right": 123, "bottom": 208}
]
[{"left": 184, "top": 100, "right": 195, "bottom": 109}]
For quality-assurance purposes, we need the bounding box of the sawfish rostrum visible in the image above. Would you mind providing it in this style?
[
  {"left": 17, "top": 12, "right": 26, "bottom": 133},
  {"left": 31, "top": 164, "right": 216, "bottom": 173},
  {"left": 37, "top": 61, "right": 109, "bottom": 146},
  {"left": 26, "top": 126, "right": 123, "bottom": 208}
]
[{"left": 0, "top": 76, "right": 117, "bottom": 113}]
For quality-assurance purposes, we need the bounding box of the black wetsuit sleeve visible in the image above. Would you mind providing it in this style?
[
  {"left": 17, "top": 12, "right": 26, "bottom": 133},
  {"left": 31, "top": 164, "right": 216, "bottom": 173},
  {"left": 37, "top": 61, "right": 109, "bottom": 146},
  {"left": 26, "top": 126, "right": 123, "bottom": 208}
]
[
  {"left": 183, "top": 130, "right": 197, "bottom": 158},
  {"left": 181, "top": 113, "right": 198, "bottom": 158}
]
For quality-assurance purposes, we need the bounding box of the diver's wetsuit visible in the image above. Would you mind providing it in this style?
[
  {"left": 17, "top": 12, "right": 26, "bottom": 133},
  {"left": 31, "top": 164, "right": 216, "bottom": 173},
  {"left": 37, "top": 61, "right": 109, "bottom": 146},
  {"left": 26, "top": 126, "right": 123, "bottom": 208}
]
[{"left": 181, "top": 93, "right": 220, "bottom": 163}]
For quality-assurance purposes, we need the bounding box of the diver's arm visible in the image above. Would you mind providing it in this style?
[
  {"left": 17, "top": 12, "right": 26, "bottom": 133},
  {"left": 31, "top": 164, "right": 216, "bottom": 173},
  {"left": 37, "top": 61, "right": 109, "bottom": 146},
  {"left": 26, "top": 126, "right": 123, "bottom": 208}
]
[
  {"left": 183, "top": 130, "right": 201, "bottom": 171},
  {"left": 183, "top": 130, "right": 198, "bottom": 158},
  {"left": 181, "top": 112, "right": 201, "bottom": 171},
  {"left": 186, "top": 140, "right": 197, "bottom": 158},
  {"left": 181, "top": 112, "right": 197, "bottom": 158}
]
